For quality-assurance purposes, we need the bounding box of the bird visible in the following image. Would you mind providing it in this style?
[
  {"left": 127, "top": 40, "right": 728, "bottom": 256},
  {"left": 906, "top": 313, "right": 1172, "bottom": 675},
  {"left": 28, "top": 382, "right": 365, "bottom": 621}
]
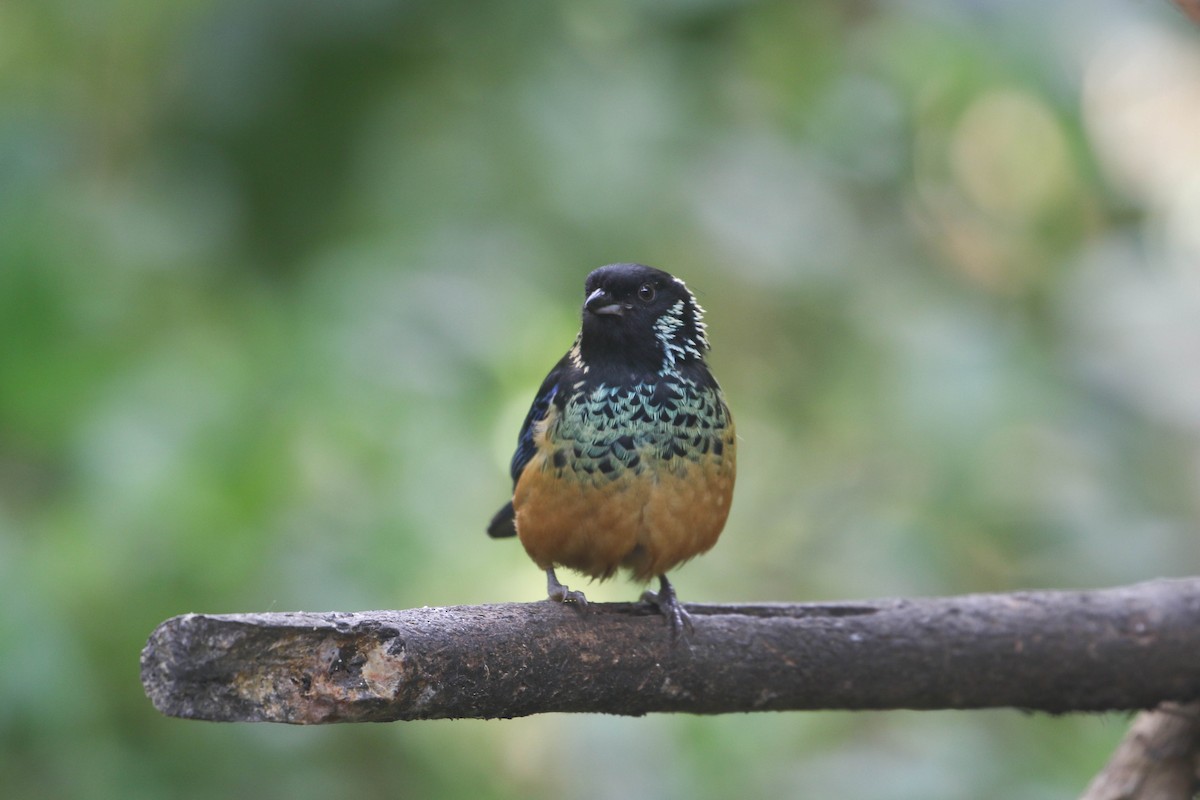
[{"left": 487, "top": 263, "right": 736, "bottom": 634}]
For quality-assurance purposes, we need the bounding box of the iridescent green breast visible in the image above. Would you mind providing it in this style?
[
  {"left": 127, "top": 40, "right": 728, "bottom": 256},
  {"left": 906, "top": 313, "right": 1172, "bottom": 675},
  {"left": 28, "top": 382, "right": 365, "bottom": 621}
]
[{"left": 547, "top": 377, "right": 732, "bottom": 484}]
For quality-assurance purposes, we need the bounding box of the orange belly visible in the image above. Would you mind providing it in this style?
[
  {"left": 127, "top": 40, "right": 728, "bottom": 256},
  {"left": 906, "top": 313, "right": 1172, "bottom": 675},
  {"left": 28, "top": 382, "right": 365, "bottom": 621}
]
[{"left": 513, "top": 418, "right": 736, "bottom": 583}]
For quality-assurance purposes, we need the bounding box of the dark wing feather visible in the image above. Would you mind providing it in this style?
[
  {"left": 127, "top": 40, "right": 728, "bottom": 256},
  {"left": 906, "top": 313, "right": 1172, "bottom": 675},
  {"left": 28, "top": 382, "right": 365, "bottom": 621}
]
[
  {"left": 486, "top": 355, "right": 569, "bottom": 539},
  {"left": 508, "top": 357, "right": 566, "bottom": 485}
]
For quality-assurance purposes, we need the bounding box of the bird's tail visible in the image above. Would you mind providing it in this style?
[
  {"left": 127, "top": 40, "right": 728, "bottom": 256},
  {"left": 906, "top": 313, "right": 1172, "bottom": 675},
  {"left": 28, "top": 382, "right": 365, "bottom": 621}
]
[{"left": 486, "top": 502, "right": 518, "bottom": 538}]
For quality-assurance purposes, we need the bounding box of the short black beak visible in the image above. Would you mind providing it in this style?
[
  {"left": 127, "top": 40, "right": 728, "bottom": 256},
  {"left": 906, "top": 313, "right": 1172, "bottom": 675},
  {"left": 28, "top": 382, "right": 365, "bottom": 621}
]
[{"left": 584, "top": 288, "right": 624, "bottom": 317}]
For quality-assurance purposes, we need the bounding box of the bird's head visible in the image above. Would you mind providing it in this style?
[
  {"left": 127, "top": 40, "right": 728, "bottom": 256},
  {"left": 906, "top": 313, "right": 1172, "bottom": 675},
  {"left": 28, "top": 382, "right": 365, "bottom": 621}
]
[{"left": 576, "top": 263, "right": 710, "bottom": 377}]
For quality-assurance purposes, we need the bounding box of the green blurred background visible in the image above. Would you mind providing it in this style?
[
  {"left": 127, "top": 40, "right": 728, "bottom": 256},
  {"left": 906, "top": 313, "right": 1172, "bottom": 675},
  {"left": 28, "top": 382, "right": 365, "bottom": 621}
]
[{"left": 3, "top": 0, "right": 1200, "bottom": 797}]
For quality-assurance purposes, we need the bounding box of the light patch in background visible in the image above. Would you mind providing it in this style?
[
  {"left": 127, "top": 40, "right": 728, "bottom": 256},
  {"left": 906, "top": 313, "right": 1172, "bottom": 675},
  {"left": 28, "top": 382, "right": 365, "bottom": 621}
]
[
  {"left": 1083, "top": 19, "right": 1200, "bottom": 268},
  {"left": 807, "top": 74, "right": 907, "bottom": 184},
  {"left": 304, "top": 227, "right": 558, "bottom": 398},
  {"left": 911, "top": 85, "right": 1079, "bottom": 296},
  {"left": 75, "top": 337, "right": 243, "bottom": 518},
  {"left": 950, "top": 89, "right": 1074, "bottom": 222},
  {"left": 519, "top": 45, "right": 682, "bottom": 225},
  {"left": 84, "top": 146, "right": 242, "bottom": 275},
  {"left": 1066, "top": 240, "right": 1200, "bottom": 434},
  {"left": 1083, "top": 23, "right": 1200, "bottom": 209},
  {"left": 689, "top": 133, "right": 856, "bottom": 286},
  {"left": 887, "top": 306, "right": 1012, "bottom": 442}
]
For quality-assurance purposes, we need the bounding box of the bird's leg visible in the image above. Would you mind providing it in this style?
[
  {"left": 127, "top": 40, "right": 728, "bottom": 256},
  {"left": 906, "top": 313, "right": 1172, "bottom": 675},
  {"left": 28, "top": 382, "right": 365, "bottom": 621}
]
[
  {"left": 546, "top": 568, "right": 588, "bottom": 609},
  {"left": 641, "top": 574, "right": 694, "bottom": 639}
]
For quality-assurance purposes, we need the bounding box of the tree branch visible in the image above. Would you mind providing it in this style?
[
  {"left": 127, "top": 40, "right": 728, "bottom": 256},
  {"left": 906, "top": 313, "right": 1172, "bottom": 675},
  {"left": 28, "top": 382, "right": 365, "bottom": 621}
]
[
  {"left": 1081, "top": 702, "right": 1200, "bottom": 800},
  {"left": 140, "top": 578, "right": 1200, "bottom": 724}
]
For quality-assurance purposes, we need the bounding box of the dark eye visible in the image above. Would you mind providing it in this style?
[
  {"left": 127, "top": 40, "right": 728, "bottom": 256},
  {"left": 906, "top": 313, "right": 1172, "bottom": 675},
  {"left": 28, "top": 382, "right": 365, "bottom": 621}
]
[{"left": 637, "top": 282, "right": 656, "bottom": 303}]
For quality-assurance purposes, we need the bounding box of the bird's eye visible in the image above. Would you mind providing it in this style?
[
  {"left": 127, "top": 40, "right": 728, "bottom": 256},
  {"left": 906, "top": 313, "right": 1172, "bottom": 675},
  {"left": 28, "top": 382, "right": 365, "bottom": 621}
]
[{"left": 637, "top": 283, "right": 656, "bottom": 303}]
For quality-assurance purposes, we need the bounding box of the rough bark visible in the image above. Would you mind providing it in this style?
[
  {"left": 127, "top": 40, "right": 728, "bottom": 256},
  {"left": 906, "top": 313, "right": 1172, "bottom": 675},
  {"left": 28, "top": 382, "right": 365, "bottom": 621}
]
[{"left": 139, "top": 577, "right": 1200, "bottom": 724}]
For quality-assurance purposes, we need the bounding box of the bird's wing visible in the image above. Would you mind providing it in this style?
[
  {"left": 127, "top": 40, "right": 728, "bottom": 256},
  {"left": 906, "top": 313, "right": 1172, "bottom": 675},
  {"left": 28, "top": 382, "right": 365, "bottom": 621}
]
[
  {"left": 486, "top": 357, "right": 568, "bottom": 540},
  {"left": 509, "top": 357, "right": 567, "bottom": 485}
]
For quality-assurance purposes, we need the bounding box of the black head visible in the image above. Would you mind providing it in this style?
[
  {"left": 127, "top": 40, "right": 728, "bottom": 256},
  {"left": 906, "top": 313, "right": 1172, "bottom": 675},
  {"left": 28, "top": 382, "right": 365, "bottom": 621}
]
[{"left": 575, "top": 263, "right": 710, "bottom": 376}]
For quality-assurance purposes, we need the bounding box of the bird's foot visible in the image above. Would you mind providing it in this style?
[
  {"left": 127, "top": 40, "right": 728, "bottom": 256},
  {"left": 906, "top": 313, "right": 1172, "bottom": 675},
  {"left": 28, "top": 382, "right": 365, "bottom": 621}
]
[
  {"left": 546, "top": 569, "right": 588, "bottom": 610},
  {"left": 641, "top": 574, "right": 694, "bottom": 641}
]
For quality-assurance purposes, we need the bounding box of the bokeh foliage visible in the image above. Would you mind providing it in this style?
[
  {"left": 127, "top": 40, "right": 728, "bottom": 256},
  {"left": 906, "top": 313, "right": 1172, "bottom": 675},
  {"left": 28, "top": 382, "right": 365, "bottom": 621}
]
[{"left": 2, "top": 1, "right": 1199, "bottom": 798}]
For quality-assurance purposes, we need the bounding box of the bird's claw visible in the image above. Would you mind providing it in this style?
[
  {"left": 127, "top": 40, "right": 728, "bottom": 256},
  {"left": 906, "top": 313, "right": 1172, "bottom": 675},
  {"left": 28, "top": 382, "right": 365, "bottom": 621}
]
[
  {"left": 642, "top": 575, "right": 694, "bottom": 641},
  {"left": 550, "top": 585, "right": 589, "bottom": 608},
  {"left": 546, "top": 569, "right": 588, "bottom": 610}
]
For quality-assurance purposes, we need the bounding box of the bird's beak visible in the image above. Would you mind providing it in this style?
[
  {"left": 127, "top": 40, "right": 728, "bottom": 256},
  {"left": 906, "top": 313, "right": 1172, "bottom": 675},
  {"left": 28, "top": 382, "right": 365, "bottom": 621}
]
[{"left": 584, "top": 288, "right": 624, "bottom": 317}]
